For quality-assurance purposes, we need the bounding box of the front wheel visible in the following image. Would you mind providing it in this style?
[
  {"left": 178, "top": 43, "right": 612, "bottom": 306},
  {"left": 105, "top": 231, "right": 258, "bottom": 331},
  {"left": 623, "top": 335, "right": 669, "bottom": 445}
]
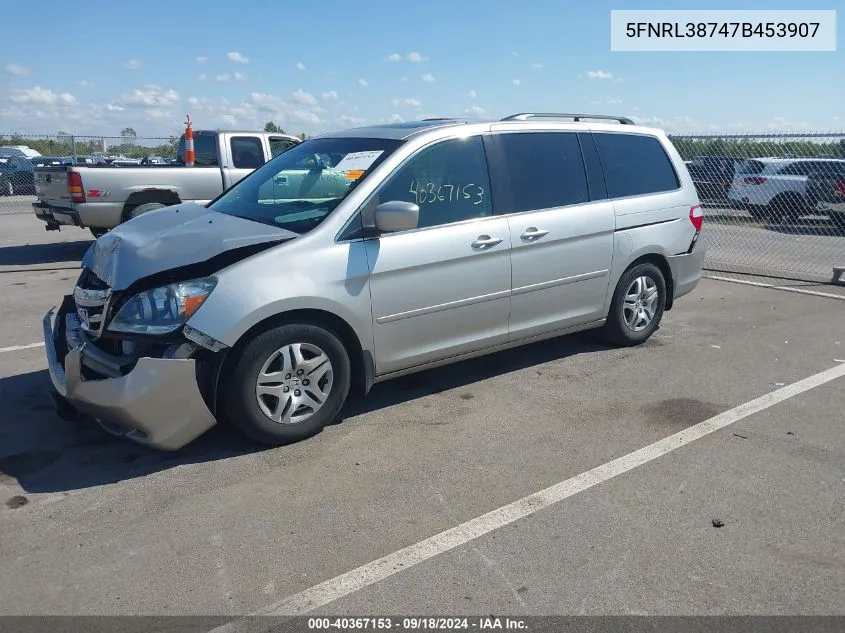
[
  {"left": 602, "top": 263, "right": 667, "bottom": 346},
  {"left": 222, "top": 323, "right": 352, "bottom": 446}
]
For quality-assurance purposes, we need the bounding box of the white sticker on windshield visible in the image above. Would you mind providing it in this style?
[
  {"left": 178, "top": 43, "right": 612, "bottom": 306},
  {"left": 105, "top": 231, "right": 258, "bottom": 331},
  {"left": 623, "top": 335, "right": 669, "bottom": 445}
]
[{"left": 333, "top": 150, "right": 384, "bottom": 172}]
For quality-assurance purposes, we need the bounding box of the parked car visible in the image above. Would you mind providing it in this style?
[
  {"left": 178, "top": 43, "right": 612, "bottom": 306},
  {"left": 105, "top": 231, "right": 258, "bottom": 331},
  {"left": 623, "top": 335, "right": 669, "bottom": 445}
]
[
  {"left": 806, "top": 165, "right": 845, "bottom": 229},
  {"left": 0, "top": 145, "right": 41, "bottom": 158},
  {"left": 30, "top": 156, "right": 65, "bottom": 167},
  {"left": 0, "top": 154, "right": 36, "bottom": 195},
  {"left": 727, "top": 157, "right": 845, "bottom": 223},
  {"left": 42, "top": 113, "right": 705, "bottom": 450},
  {"left": 685, "top": 155, "right": 745, "bottom": 202},
  {"left": 32, "top": 130, "right": 301, "bottom": 237},
  {"left": 140, "top": 155, "right": 171, "bottom": 166}
]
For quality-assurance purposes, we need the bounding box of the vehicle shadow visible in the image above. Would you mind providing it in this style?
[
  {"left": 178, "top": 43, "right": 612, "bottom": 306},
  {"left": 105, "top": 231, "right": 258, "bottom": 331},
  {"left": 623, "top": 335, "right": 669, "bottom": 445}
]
[
  {"left": 0, "top": 240, "right": 91, "bottom": 267},
  {"left": 0, "top": 332, "right": 613, "bottom": 496}
]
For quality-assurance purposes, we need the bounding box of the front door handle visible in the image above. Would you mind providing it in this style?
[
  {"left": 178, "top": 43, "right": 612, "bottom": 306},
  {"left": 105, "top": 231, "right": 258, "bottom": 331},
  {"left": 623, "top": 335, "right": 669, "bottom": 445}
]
[
  {"left": 471, "top": 235, "right": 503, "bottom": 249},
  {"left": 521, "top": 227, "right": 549, "bottom": 241}
]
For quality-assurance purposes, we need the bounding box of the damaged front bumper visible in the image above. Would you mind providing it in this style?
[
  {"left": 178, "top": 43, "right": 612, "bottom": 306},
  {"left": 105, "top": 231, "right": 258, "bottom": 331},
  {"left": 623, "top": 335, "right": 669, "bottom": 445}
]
[{"left": 43, "top": 295, "right": 218, "bottom": 451}]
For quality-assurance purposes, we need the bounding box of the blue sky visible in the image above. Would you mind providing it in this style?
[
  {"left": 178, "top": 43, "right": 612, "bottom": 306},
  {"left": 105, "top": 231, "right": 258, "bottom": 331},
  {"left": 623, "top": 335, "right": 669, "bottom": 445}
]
[{"left": 1, "top": 0, "right": 842, "bottom": 138}]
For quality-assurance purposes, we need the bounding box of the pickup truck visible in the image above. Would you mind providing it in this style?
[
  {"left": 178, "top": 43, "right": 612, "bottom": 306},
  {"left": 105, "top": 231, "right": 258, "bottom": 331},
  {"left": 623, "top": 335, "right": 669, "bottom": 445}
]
[{"left": 32, "top": 130, "right": 301, "bottom": 237}]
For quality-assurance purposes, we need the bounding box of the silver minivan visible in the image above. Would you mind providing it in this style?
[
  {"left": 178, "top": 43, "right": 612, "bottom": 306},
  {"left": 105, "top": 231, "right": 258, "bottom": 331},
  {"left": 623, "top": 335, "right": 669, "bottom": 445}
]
[{"left": 43, "top": 113, "right": 705, "bottom": 450}]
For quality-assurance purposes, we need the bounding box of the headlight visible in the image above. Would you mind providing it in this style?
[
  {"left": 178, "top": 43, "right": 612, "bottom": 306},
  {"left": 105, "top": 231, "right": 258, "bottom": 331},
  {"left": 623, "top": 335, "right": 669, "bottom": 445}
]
[{"left": 107, "top": 277, "right": 217, "bottom": 335}]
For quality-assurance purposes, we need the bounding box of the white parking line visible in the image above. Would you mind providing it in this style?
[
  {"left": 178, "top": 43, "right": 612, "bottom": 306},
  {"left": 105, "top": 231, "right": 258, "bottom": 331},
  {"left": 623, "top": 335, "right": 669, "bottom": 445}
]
[
  {"left": 0, "top": 342, "right": 44, "bottom": 354},
  {"left": 708, "top": 275, "right": 845, "bottom": 300},
  {"left": 211, "top": 361, "right": 845, "bottom": 628}
]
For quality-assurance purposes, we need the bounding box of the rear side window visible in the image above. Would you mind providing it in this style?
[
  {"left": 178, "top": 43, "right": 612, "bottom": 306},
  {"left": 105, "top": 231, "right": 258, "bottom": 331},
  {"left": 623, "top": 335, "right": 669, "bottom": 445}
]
[
  {"left": 737, "top": 160, "right": 765, "bottom": 175},
  {"left": 177, "top": 133, "right": 219, "bottom": 166},
  {"left": 593, "top": 132, "right": 680, "bottom": 198},
  {"left": 496, "top": 132, "right": 589, "bottom": 213},
  {"left": 231, "top": 136, "right": 265, "bottom": 169}
]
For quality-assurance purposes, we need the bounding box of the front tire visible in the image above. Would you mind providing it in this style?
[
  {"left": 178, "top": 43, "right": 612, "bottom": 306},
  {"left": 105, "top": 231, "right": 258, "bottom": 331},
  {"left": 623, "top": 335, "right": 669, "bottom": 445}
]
[
  {"left": 602, "top": 263, "right": 667, "bottom": 346},
  {"left": 222, "top": 323, "right": 352, "bottom": 446}
]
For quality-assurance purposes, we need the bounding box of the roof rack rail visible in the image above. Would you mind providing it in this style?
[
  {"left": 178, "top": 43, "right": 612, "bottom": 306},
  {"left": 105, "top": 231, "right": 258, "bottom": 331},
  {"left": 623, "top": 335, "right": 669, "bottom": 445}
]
[{"left": 500, "top": 112, "right": 635, "bottom": 125}]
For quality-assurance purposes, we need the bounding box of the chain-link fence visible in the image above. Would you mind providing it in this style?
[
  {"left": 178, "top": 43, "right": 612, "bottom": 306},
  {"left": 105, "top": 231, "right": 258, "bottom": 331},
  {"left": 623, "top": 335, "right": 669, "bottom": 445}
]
[
  {"left": 3, "top": 129, "right": 845, "bottom": 285},
  {"left": 672, "top": 132, "right": 845, "bottom": 285}
]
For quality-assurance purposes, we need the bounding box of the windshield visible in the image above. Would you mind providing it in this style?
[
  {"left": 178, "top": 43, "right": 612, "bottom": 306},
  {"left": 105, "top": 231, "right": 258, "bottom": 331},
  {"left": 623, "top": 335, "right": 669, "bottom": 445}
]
[{"left": 209, "top": 136, "right": 403, "bottom": 234}]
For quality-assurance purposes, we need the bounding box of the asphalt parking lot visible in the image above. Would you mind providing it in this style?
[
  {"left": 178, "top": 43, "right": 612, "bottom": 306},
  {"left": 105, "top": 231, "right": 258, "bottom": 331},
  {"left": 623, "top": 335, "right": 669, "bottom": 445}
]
[{"left": 1, "top": 213, "right": 845, "bottom": 620}]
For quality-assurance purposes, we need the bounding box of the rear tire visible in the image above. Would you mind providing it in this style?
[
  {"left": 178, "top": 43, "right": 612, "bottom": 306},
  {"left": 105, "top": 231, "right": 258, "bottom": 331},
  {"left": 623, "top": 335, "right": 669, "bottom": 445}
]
[
  {"left": 222, "top": 323, "right": 352, "bottom": 446},
  {"left": 602, "top": 263, "right": 667, "bottom": 347},
  {"left": 766, "top": 193, "right": 804, "bottom": 224},
  {"left": 125, "top": 202, "right": 167, "bottom": 221}
]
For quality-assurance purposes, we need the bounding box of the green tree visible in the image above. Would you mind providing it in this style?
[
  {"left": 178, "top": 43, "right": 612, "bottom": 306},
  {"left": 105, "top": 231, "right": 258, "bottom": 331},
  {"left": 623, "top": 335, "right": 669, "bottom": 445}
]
[
  {"left": 120, "top": 127, "right": 137, "bottom": 146},
  {"left": 264, "top": 121, "right": 284, "bottom": 133}
]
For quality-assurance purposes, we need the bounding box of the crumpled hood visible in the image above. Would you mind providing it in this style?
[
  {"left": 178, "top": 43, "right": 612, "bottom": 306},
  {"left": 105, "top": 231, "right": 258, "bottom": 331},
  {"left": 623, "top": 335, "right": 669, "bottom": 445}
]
[{"left": 82, "top": 203, "right": 297, "bottom": 290}]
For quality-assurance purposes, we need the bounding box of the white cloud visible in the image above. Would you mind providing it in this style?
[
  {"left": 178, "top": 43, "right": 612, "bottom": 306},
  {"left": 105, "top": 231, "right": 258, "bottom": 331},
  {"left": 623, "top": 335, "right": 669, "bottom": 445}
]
[
  {"left": 234, "top": 71, "right": 245, "bottom": 81},
  {"left": 387, "top": 114, "right": 404, "bottom": 123},
  {"left": 197, "top": 74, "right": 207, "bottom": 82},
  {"left": 587, "top": 69, "right": 613, "bottom": 80},
  {"left": 386, "top": 53, "right": 402, "bottom": 62},
  {"left": 512, "top": 79, "right": 521, "bottom": 86},
  {"left": 215, "top": 74, "right": 232, "bottom": 82},
  {"left": 407, "top": 52, "right": 429, "bottom": 62},
  {"left": 404, "top": 98, "right": 422, "bottom": 107},
  {"left": 465, "top": 106, "right": 486, "bottom": 116},
  {"left": 196, "top": 56, "right": 208, "bottom": 64},
  {"left": 293, "top": 89, "right": 317, "bottom": 106},
  {"left": 337, "top": 114, "right": 366, "bottom": 125},
  {"left": 228, "top": 51, "right": 249, "bottom": 64},
  {"left": 531, "top": 62, "right": 543, "bottom": 69},
  {"left": 421, "top": 73, "right": 435, "bottom": 83},
  {"left": 10, "top": 86, "right": 76, "bottom": 106},
  {"left": 124, "top": 59, "right": 141, "bottom": 70},
  {"left": 6, "top": 64, "right": 30, "bottom": 76},
  {"left": 77, "top": 80, "right": 94, "bottom": 87},
  {"left": 322, "top": 90, "right": 338, "bottom": 101},
  {"left": 590, "top": 98, "right": 623, "bottom": 105},
  {"left": 114, "top": 85, "right": 179, "bottom": 108},
  {"left": 465, "top": 90, "right": 476, "bottom": 100},
  {"left": 296, "top": 61, "right": 306, "bottom": 71},
  {"left": 358, "top": 78, "right": 369, "bottom": 88},
  {"left": 390, "top": 98, "right": 400, "bottom": 107}
]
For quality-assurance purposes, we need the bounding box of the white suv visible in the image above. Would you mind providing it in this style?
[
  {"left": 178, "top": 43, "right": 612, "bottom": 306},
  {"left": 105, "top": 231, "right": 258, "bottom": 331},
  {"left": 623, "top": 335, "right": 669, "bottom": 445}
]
[{"left": 727, "top": 157, "right": 845, "bottom": 223}]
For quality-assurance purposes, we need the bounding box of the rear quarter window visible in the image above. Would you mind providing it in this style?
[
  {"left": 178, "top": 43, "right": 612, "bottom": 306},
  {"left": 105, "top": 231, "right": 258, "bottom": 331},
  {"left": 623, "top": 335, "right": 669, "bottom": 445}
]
[{"left": 592, "top": 132, "right": 680, "bottom": 198}]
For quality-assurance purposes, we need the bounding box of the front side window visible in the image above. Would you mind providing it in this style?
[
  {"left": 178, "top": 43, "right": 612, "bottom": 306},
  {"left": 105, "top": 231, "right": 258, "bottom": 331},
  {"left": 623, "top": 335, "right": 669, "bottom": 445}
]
[
  {"left": 495, "top": 132, "right": 590, "bottom": 213},
  {"left": 209, "top": 137, "right": 402, "bottom": 235},
  {"left": 593, "top": 132, "right": 681, "bottom": 198},
  {"left": 270, "top": 137, "right": 298, "bottom": 157},
  {"left": 377, "top": 135, "right": 493, "bottom": 229}
]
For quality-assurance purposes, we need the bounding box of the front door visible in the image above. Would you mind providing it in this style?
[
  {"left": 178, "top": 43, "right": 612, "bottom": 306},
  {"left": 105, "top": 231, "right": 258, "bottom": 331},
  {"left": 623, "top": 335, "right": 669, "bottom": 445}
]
[
  {"left": 364, "top": 135, "right": 512, "bottom": 375},
  {"left": 489, "top": 129, "right": 615, "bottom": 340}
]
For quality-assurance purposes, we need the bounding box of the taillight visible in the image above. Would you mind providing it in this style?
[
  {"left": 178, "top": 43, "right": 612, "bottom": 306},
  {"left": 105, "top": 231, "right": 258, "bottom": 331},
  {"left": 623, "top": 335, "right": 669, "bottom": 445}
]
[
  {"left": 67, "top": 171, "right": 85, "bottom": 203},
  {"left": 743, "top": 176, "right": 767, "bottom": 185},
  {"left": 836, "top": 180, "right": 845, "bottom": 197},
  {"left": 689, "top": 204, "right": 703, "bottom": 232}
]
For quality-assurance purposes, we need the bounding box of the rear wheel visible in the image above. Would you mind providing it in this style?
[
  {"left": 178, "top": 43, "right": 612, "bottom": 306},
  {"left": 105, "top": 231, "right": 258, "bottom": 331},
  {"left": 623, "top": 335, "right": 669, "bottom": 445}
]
[
  {"left": 602, "top": 263, "right": 666, "bottom": 346},
  {"left": 125, "top": 202, "right": 167, "bottom": 221},
  {"left": 766, "top": 193, "right": 804, "bottom": 224},
  {"left": 222, "top": 323, "right": 352, "bottom": 446}
]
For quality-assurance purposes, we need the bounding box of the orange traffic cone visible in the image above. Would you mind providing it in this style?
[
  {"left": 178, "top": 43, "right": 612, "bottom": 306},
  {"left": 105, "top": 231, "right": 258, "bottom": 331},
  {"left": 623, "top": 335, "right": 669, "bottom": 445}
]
[{"left": 185, "top": 114, "right": 195, "bottom": 167}]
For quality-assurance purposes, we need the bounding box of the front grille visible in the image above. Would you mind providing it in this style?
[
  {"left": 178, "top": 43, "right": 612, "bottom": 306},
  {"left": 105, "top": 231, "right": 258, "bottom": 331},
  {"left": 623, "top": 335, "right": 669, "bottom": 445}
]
[{"left": 74, "top": 267, "right": 112, "bottom": 338}]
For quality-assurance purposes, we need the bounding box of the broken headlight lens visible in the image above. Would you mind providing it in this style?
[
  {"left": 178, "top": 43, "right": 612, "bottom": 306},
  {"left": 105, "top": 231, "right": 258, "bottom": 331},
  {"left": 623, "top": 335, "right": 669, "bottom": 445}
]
[{"left": 107, "top": 277, "right": 217, "bottom": 335}]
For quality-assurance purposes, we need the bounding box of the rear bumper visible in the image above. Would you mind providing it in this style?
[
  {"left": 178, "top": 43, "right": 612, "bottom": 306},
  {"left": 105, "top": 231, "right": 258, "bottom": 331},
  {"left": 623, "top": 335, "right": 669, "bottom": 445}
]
[
  {"left": 43, "top": 296, "right": 217, "bottom": 451},
  {"left": 668, "top": 240, "right": 706, "bottom": 301},
  {"left": 32, "top": 202, "right": 79, "bottom": 226}
]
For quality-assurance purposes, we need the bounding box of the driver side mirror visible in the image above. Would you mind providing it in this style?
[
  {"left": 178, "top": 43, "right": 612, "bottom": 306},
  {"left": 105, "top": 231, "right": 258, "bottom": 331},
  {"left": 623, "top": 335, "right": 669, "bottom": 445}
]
[{"left": 373, "top": 200, "right": 419, "bottom": 233}]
